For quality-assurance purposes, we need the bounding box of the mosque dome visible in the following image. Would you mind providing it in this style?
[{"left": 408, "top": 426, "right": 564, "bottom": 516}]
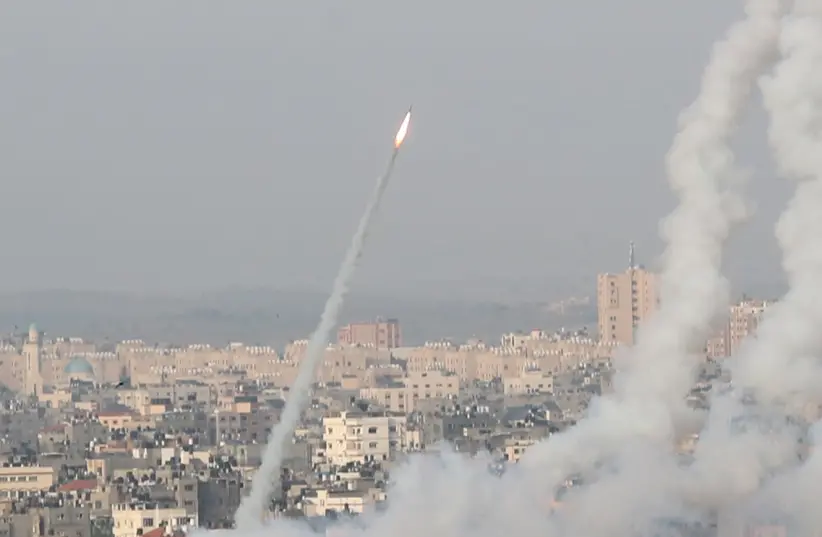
[{"left": 64, "top": 356, "right": 94, "bottom": 376}]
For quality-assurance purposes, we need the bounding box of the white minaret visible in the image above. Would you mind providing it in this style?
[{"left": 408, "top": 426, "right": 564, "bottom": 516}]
[{"left": 23, "top": 323, "right": 42, "bottom": 398}]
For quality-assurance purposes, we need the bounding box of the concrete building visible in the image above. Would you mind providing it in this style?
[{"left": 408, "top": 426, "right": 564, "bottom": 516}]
[
  {"left": 501, "top": 436, "right": 536, "bottom": 463},
  {"left": 359, "top": 370, "right": 460, "bottom": 413},
  {"left": 337, "top": 319, "right": 401, "bottom": 349},
  {"left": 728, "top": 299, "right": 770, "bottom": 355},
  {"left": 112, "top": 504, "right": 194, "bottom": 537},
  {"left": 0, "top": 466, "right": 56, "bottom": 500},
  {"left": 3, "top": 503, "right": 92, "bottom": 537},
  {"left": 319, "top": 411, "right": 407, "bottom": 466},
  {"left": 197, "top": 472, "right": 242, "bottom": 529},
  {"left": 704, "top": 298, "right": 771, "bottom": 359},
  {"left": 705, "top": 329, "right": 729, "bottom": 360},
  {"left": 502, "top": 370, "right": 554, "bottom": 396},
  {"left": 597, "top": 243, "right": 659, "bottom": 346},
  {"left": 302, "top": 488, "right": 384, "bottom": 517}
]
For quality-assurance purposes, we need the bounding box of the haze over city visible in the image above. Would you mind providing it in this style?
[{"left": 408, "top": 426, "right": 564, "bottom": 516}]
[
  {"left": 1, "top": 2, "right": 821, "bottom": 537},
  {"left": 0, "top": 1, "right": 790, "bottom": 303}
]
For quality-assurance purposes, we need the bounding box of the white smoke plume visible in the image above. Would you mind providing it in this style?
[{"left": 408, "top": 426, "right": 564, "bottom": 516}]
[
  {"left": 188, "top": 2, "right": 822, "bottom": 537},
  {"left": 732, "top": 0, "right": 822, "bottom": 407},
  {"left": 233, "top": 148, "right": 403, "bottom": 528},
  {"left": 518, "top": 0, "right": 782, "bottom": 491},
  {"left": 681, "top": 0, "right": 822, "bottom": 513}
]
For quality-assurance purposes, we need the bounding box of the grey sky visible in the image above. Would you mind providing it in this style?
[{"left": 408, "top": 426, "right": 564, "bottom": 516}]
[{"left": 0, "top": 1, "right": 789, "bottom": 301}]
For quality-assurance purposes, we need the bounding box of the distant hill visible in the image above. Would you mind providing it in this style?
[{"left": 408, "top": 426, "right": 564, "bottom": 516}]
[{"left": 0, "top": 288, "right": 596, "bottom": 349}]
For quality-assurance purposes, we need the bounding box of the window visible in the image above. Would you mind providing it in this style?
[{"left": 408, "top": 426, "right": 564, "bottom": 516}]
[
  {"left": 368, "top": 427, "right": 377, "bottom": 434},
  {"left": 369, "top": 442, "right": 378, "bottom": 448}
]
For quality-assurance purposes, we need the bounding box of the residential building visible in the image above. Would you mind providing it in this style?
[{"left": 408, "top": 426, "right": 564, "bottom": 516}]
[
  {"left": 597, "top": 242, "right": 659, "bottom": 346},
  {"left": 319, "top": 411, "right": 407, "bottom": 466}
]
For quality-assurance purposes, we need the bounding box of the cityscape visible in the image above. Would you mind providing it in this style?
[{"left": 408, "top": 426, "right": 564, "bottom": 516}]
[
  {"left": 3, "top": 2, "right": 821, "bottom": 537},
  {"left": 0, "top": 249, "right": 774, "bottom": 536}
]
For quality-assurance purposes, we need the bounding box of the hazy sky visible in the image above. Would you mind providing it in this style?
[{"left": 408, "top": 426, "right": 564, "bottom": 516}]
[{"left": 0, "top": 1, "right": 791, "bottom": 301}]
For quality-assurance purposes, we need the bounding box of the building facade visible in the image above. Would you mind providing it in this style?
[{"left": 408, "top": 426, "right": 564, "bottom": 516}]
[
  {"left": 319, "top": 411, "right": 407, "bottom": 466},
  {"left": 597, "top": 244, "right": 659, "bottom": 346},
  {"left": 337, "top": 319, "right": 401, "bottom": 349}
]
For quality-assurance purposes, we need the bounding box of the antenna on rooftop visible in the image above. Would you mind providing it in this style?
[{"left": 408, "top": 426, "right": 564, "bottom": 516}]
[{"left": 629, "top": 241, "right": 636, "bottom": 270}]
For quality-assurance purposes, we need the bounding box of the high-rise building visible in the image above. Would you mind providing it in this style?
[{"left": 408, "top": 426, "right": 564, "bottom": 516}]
[
  {"left": 729, "top": 298, "right": 770, "bottom": 354},
  {"left": 597, "top": 243, "right": 659, "bottom": 346},
  {"left": 705, "top": 297, "right": 771, "bottom": 358}
]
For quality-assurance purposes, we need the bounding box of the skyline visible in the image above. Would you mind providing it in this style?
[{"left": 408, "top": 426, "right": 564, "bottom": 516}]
[
  {"left": 0, "top": 273, "right": 778, "bottom": 351},
  {"left": 0, "top": 286, "right": 596, "bottom": 348},
  {"left": 3, "top": 1, "right": 822, "bottom": 537}
]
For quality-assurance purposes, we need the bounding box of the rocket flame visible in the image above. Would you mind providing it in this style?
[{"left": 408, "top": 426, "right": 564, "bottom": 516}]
[{"left": 394, "top": 110, "right": 411, "bottom": 148}]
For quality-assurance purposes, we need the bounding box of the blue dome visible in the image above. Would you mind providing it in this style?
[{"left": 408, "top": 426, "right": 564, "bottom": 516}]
[{"left": 64, "top": 357, "right": 94, "bottom": 376}]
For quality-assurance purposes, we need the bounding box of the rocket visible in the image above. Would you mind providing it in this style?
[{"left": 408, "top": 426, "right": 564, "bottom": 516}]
[{"left": 394, "top": 106, "right": 412, "bottom": 149}]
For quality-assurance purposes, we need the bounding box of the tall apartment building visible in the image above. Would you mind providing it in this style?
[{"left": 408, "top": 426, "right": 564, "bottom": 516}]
[
  {"left": 337, "top": 318, "right": 401, "bottom": 349},
  {"left": 729, "top": 299, "right": 770, "bottom": 354},
  {"left": 597, "top": 243, "right": 659, "bottom": 346},
  {"left": 705, "top": 298, "right": 771, "bottom": 358}
]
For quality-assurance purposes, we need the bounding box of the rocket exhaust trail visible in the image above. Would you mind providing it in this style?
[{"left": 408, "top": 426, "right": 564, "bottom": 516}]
[
  {"left": 682, "top": 2, "right": 822, "bottom": 508},
  {"left": 730, "top": 1, "right": 822, "bottom": 406},
  {"left": 233, "top": 109, "right": 411, "bottom": 528},
  {"left": 517, "top": 0, "right": 782, "bottom": 498}
]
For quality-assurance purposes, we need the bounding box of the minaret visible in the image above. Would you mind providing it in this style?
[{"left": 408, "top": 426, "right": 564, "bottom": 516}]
[{"left": 23, "top": 323, "right": 43, "bottom": 398}]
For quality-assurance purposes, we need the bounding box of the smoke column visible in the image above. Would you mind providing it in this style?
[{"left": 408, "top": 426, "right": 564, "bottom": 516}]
[
  {"left": 233, "top": 110, "right": 412, "bottom": 528},
  {"left": 681, "top": 0, "right": 822, "bottom": 511},
  {"left": 519, "top": 0, "right": 781, "bottom": 491},
  {"left": 731, "top": 0, "right": 822, "bottom": 405},
  {"left": 186, "top": 3, "right": 815, "bottom": 535}
]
